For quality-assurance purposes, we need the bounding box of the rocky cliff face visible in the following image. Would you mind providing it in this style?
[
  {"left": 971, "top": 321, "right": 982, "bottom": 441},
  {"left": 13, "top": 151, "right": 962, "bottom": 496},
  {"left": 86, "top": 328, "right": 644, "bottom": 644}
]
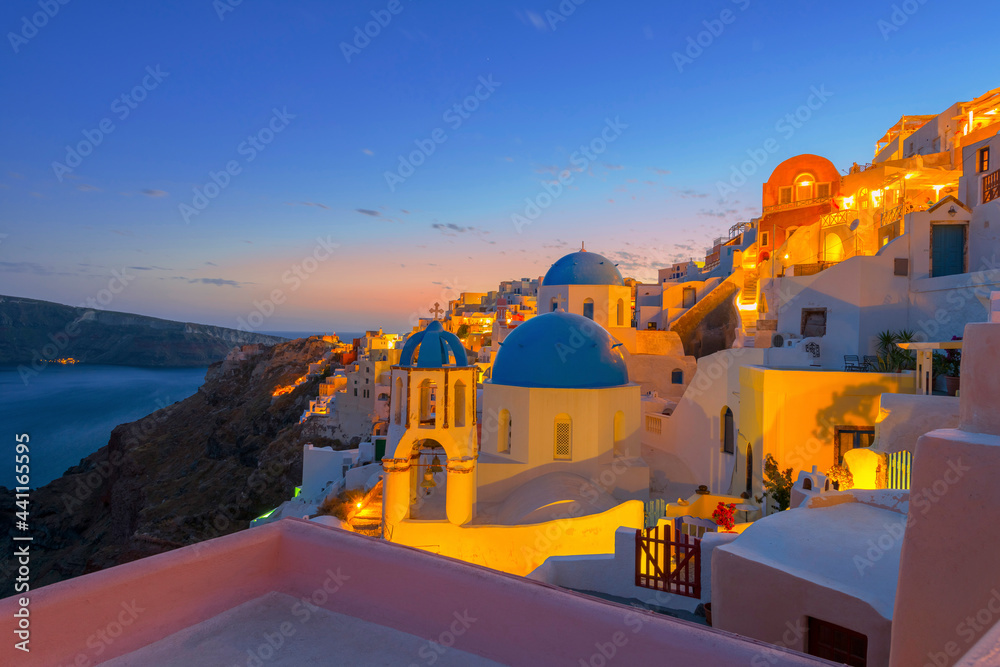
[
  {"left": 0, "top": 336, "right": 339, "bottom": 597},
  {"left": 0, "top": 295, "right": 287, "bottom": 367}
]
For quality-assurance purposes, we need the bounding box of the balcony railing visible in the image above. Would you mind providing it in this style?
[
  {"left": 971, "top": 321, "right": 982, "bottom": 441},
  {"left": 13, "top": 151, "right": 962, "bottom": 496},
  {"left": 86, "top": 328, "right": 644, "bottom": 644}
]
[
  {"left": 984, "top": 168, "right": 1000, "bottom": 204},
  {"left": 876, "top": 202, "right": 916, "bottom": 227},
  {"left": 820, "top": 209, "right": 858, "bottom": 228},
  {"left": 763, "top": 195, "right": 833, "bottom": 215}
]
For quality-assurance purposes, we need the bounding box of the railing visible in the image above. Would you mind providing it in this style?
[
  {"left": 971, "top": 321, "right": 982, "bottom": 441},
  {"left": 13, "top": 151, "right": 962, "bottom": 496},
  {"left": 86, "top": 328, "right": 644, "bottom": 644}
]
[
  {"left": 820, "top": 209, "right": 858, "bottom": 228},
  {"left": 884, "top": 451, "right": 912, "bottom": 490},
  {"left": 876, "top": 202, "right": 916, "bottom": 227},
  {"left": 984, "top": 168, "right": 1000, "bottom": 204},
  {"left": 763, "top": 195, "right": 833, "bottom": 215},
  {"left": 635, "top": 520, "right": 701, "bottom": 598},
  {"left": 729, "top": 220, "right": 751, "bottom": 238}
]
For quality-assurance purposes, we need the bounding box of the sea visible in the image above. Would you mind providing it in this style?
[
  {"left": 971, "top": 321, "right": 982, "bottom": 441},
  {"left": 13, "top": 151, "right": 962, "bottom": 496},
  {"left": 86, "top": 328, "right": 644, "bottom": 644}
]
[{"left": 0, "top": 364, "right": 208, "bottom": 488}]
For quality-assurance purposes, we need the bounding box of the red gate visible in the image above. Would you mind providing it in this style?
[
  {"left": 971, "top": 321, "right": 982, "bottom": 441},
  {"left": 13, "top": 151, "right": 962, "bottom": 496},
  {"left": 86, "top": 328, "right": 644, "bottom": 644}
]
[{"left": 635, "top": 520, "right": 701, "bottom": 598}]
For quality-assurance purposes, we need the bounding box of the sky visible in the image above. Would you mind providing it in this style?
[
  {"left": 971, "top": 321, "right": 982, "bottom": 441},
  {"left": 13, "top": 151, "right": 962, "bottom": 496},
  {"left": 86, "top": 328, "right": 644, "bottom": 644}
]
[{"left": 1, "top": 0, "right": 998, "bottom": 333}]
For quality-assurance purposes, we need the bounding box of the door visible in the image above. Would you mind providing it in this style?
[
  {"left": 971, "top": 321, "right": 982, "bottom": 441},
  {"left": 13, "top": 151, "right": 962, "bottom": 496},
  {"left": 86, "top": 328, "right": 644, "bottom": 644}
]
[
  {"left": 931, "top": 224, "right": 965, "bottom": 277},
  {"left": 834, "top": 427, "right": 875, "bottom": 464}
]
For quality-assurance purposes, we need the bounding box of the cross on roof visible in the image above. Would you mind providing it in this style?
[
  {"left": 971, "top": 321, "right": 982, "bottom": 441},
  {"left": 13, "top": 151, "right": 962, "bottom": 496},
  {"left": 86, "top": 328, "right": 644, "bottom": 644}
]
[
  {"left": 429, "top": 302, "right": 444, "bottom": 320},
  {"left": 553, "top": 293, "right": 567, "bottom": 310}
]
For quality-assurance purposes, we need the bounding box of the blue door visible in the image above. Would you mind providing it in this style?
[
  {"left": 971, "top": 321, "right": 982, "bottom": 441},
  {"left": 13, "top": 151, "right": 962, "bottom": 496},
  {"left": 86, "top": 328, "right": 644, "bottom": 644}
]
[{"left": 932, "top": 224, "right": 965, "bottom": 277}]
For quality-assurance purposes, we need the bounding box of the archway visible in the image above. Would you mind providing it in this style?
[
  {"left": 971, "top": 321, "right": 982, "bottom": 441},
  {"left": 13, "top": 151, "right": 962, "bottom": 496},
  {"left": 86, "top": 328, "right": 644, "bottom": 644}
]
[
  {"left": 824, "top": 231, "right": 845, "bottom": 262},
  {"left": 408, "top": 439, "right": 448, "bottom": 521},
  {"left": 616, "top": 298, "right": 625, "bottom": 326},
  {"left": 745, "top": 443, "right": 754, "bottom": 495},
  {"left": 583, "top": 298, "right": 595, "bottom": 320}
]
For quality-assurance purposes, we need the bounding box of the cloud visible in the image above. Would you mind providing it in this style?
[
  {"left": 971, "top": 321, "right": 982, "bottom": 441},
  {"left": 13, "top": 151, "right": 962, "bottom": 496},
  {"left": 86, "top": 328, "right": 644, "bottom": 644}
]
[
  {"left": 362, "top": 148, "right": 374, "bottom": 156},
  {"left": 141, "top": 189, "right": 168, "bottom": 197},
  {"left": 205, "top": 261, "right": 218, "bottom": 266},
  {"left": 356, "top": 209, "right": 381, "bottom": 217},
  {"left": 647, "top": 167, "right": 671, "bottom": 175},
  {"left": 76, "top": 184, "right": 100, "bottom": 192},
  {"left": 604, "top": 163, "right": 624, "bottom": 170},
  {"left": 672, "top": 188, "right": 709, "bottom": 199},
  {"left": 7, "top": 172, "right": 23, "bottom": 179},
  {"left": 111, "top": 229, "right": 132, "bottom": 236},
  {"left": 431, "top": 223, "right": 471, "bottom": 234},
  {"left": 128, "top": 265, "right": 171, "bottom": 271},
  {"left": 171, "top": 277, "right": 249, "bottom": 287},
  {"left": 0, "top": 261, "right": 77, "bottom": 276},
  {"left": 699, "top": 207, "right": 740, "bottom": 218},
  {"left": 286, "top": 201, "right": 330, "bottom": 209}
]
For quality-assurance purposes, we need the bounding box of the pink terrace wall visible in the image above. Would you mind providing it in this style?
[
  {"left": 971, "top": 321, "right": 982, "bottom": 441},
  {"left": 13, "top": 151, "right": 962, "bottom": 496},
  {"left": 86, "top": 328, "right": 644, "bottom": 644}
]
[
  {"left": 890, "top": 323, "right": 1000, "bottom": 667},
  {"left": 2, "top": 519, "right": 833, "bottom": 666}
]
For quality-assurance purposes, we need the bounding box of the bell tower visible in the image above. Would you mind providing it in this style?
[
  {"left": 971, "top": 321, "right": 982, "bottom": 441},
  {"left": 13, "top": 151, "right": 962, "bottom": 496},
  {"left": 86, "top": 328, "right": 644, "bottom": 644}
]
[{"left": 382, "top": 321, "right": 478, "bottom": 535}]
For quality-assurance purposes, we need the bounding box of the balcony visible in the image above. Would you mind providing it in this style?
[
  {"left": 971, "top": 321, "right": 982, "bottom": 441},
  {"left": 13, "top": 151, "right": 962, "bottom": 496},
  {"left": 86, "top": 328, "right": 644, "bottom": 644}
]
[
  {"left": 762, "top": 195, "right": 833, "bottom": 215},
  {"left": 984, "top": 168, "right": 1000, "bottom": 204},
  {"left": 819, "top": 209, "right": 858, "bottom": 228}
]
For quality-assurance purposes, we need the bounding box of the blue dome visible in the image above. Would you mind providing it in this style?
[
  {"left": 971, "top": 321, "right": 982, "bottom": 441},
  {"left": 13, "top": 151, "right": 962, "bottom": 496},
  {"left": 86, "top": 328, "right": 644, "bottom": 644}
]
[
  {"left": 543, "top": 251, "right": 624, "bottom": 286},
  {"left": 399, "top": 321, "right": 469, "bottom": 368},
  {"left": 491, "top": 311, "right": 628, "bottom": 389}
]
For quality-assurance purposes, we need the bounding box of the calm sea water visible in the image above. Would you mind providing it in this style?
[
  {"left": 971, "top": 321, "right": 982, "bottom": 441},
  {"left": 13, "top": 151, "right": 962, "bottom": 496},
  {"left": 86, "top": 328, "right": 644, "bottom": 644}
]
[{"left": 0, "top": 365, "right": 207, "bottom": 488}]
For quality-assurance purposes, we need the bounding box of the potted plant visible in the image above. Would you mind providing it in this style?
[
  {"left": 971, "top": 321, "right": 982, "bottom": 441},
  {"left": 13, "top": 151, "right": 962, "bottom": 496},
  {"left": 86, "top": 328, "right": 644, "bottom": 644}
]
[
  {"left": 712, "top": 501, "right": 737, "bottom": 532},
  {"left": 942, "top": 336, "right": 962, "bottom": 396}
]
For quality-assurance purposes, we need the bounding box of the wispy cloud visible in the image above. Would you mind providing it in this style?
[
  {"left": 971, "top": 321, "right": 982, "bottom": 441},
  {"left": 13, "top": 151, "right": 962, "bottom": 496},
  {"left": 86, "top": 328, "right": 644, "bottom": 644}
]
[
  {"left": 356, "top": 208, "right": 381, "bottom": 217},
  {"left": 647, "top": 167, "right": 671, "bottom": 175},
  {"left": 141, "top": 189, "right": 168, "bottom": 197},
  {"left": 170, "top": 277, "right": 250, "bottom": 287},
  {"left": 515, "top": 9, "right": 547, "bottom": 31},
  {"left": 362, "top": 148, "right": 374, "bottom": 156},
  {"left": 604, "top": 163, "right": 624, "bottom": 170},
  {"left": 76, "top": 184, "right": 101, "bottom": 192},
  {"left": 286, "top": 201, "right": 330, "bottom": 209}
]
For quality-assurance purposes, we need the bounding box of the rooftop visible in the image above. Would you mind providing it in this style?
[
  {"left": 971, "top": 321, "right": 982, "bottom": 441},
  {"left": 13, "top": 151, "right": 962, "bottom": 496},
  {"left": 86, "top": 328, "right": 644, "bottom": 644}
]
[{"left": 2, "top": 518, "right": 831, "bottom": 666}]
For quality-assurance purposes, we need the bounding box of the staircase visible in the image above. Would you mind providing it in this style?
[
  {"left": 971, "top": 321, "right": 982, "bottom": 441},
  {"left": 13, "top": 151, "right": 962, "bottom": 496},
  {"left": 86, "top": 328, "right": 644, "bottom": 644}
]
[
  {"left": 349, "top": 481, "right": 383, "bottom": 537},
  {"left": 737, "top": 270, "right": 760, "bottom": 347}
]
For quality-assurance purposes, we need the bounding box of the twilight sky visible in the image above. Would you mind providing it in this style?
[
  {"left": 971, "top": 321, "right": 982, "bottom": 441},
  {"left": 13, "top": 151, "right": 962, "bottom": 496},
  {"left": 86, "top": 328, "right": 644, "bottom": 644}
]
[{"left": 1, "top": 0, "right": 997, "bottom": 333}]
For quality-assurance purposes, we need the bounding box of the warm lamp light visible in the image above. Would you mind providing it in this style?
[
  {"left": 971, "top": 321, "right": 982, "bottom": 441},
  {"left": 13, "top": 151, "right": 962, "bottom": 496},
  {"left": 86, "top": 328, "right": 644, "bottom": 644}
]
[
  {"left": 904, "top": 173, "right": 915, "bottom": 179},
  {"left": 356, "top": 502, "right": 362, "bottom": 509},
  {"left": 842, "top": 195, "right": 855, "bottom": 208}
]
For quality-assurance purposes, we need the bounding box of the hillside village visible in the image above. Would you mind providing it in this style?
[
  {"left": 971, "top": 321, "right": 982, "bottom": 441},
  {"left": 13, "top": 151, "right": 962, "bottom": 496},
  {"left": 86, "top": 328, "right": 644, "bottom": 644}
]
[{"left": 8, "top": 86, "right": 1000, "bottom": 667}]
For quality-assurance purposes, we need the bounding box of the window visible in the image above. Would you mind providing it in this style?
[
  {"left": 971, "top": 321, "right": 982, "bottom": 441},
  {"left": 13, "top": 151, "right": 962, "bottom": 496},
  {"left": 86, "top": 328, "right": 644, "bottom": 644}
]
[
  {"left": 353, "top": 388, "right": 358, "bottom": 397},
  {"left": 613, "top": 411, "right": 625, "bottom": 458},
  {"left": 834, "top": 426, "right": 875, "bottom": 465},
  {"left": 817, "top": 182, "right": 831, "bottom": 198},
  {"left": 616, "top": 299, "right": 625, "bottom": 326},
  {"left": 419, "top": 379, "right": 436, "bottom": 424},
  {"left": 979, "top": 146, "right": 990, "bottom": 173},
  {"left": 583, "top": 298, "right": 595, "bottom": 320},
  {"left": 645, "top": 415, "right": 661, "bottom": 434},
  {"left": 682, "top": 287, "right": 696, "bottom": 309},
  {"left": 454, "top": 380, "right": 466, "bottom": 427},
  {"left": 745, "top": 443, "right": 753, "bottom": 494},
  {"left": 671, "top": 369, "right": 684, "bottom": 384},
  {"left": 554, "top": 415, "right": 572, "bottom": 459},
  {"left": 778, "top": 186, "right": 792, "bottom": 204},
  {"left": 802, "top": 477, "right": 812, "bottom": 491},
  {"left": 498, "top": 409, "right": 511, "bottom": 453},
  {"left": 807, "top": 617, "right": 868, "bottom": 666},
  {"left": 801, "top": 308, "right": 828, "bottom": 337},
  {"left": 394, "top": 378, "right": 403, "bottom": 424},
  {"left": 894, "top": 258, "right": 909, "bottom": 276},
  {"left": 550, "top": 298, "right": 559, "bottom": 312},
  {"left": 931, "top": 223, "right": 967, "bottom": 277},
  {"left": 722, "top": 407, "right": 735, "bottom": 454},
  {"left": 794, "top": 175, "right": 814, "bottom": 201},
  {"left": 760, "top": 231, "right": 770, "bottom": 247}
]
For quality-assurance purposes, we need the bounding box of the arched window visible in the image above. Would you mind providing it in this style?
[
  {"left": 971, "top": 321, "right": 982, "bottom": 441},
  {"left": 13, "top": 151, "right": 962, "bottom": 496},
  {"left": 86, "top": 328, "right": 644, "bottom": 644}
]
[
  {"left": 746, "top": 443, "right": 753, "bottom": 494},
  {"left": 454, "top": 380, "right": 466, "bottom": 427},
  {"left": 802, "top": 477, "right": 812, "bottom": 491},
  {"left": 613, "top": 410, "right": 625, "bottom": 458},
  {"left": 616, "top": 298, "right": 625, "bottom": 326},
  {"left": 554, "top": 414, "right": 572, "bottom": 460},
  {"left": 394, "top": 377, "right": 403, "bottom": 424},
  {"left": 498, "top": 409, "right": 511, "bottom": 453},
  {"left": 419, "top": 379, "right": 436, "bottom": 425},
  {"left": 550, "top": 298, "right": 559, "bottom": 312},
  {"left": 722, "top": 407, "right": 735, "bottom": 454},
  {"left": 671, "top": 369, "right": 684, "bottom": 384},
  {"left": 794, "top": 173, "right": 815, "bottom": 202},
  {"left": 583, "top": 298, "right": 594, "bottom": 320}
]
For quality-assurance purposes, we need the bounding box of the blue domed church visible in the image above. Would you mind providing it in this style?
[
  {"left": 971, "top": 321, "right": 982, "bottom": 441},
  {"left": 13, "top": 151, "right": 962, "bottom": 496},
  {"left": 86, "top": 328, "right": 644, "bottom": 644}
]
[{"left": 537, "top": 244, "right": 633, "bottom": 332}]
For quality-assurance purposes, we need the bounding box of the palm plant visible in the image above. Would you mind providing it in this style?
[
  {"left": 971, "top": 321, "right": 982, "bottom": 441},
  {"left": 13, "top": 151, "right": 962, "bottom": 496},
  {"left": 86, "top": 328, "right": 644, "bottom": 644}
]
[{"left": 875, "top": 329, "right": 915, "bottom": 373}]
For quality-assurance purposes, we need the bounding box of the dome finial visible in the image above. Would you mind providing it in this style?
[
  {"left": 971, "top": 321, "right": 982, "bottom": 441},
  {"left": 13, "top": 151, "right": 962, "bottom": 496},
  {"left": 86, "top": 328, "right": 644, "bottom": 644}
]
[{"left": 580, "top": 241, "right": 586, "bottom": 252}]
